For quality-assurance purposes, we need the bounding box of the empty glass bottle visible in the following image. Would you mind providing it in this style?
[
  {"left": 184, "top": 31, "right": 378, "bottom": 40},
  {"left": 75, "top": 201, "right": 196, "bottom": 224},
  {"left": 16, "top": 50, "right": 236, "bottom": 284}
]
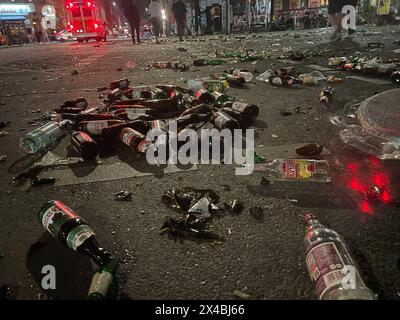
[
  {"left": 19, "top": 120, "right": 71, "bottom": 154},
  {"left": 87, "top": 259, "right": 119, "bottom": 300},
  {"left": 253, "top": 159, "right": 331, "bottom": 182},
  {"left": 304, "top": 214, "right": 376, "bottom": 300}
]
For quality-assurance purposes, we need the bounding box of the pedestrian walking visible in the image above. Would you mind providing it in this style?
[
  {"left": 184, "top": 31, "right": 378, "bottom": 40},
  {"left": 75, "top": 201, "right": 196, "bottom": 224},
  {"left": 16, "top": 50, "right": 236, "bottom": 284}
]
[
  {"left": 122, "top": 0, "right": 141, "bottom": 44},
  {"left": 148, "top": 0, "right": 163, "bottom": 44},
  {"left": 210, "top": 4, "right": 222, "bottom": 34},
  {"left": 171, "top": 0, "right": 187, "bottom": 42},
  {"left": 328, "top": 0, "right": 345, "bottom": 41}
]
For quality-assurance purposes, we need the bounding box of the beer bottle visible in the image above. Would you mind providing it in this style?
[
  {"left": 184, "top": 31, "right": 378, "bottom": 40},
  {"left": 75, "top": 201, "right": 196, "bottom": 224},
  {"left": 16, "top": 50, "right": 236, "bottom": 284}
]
[
  {"left": 77, "top": 120, "right": 126, "bottom": 136},
  {"left": 224, "top": 74, "right": 246, "bottom": 87},
  {"left": 152, "top": 62, "right": 171, "bottom": 69},
  {"left": 211, "top": 111, "right": 240, "bottom": 130},
  {"left": 39, "top": 200, "right": 113, "bottom": 266},
  {"left": 180, "top": 104, "right": 212, "bottom": 117},
  {"left": 175, "top": 113, "right": 210, "bottom": 131},
  {"left": 151, "top": 88, "right": 169, "bottom": 100},
  {"left": 220, "top": 107, "right": 248, "bottom": 128},
  {"left": 212, "top": 91, "right": 235, "bottom": 105},
  {"left": 106, "top": 88, "right": 123, "bottom": 102},
  {"left": 114, "top": 107, "right": 159, "bottom": 120},
  {"left": 110, "top": 78, "right": 129, "bottom": 90},
  {"left": 101, "top": 120, "right": 149, "bottom": 142},
  {"left": 120, "top": 127, "right": 151, "bottom": 155},
  {"left": 61, "top": 113, "right": 122, "bottom": 122},
  {"left": 62, "top": 97, "right": 88, "bottom": 109},
  {"left": 70, "top": 131, "right": 99, "bottom": 160},
  {"left": 196, "top": 89, "right": 215, "bottom": 104},
  {"left": 87, "top": 259, "right": 119, "bottom": 300},
  {"left": 222, "top": 101, "right": 259, "bottom": 123}
]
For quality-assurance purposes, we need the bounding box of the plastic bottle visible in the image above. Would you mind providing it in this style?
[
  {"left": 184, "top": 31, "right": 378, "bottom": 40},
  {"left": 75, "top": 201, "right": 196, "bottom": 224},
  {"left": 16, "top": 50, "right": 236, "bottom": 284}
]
[
  {"left": 339, "top": 125, "right": 400, "bottom": 160},
  {"left": 231, "top": 69, "right": 253, "bottom": 82},
  {"left": 253, "top": 159, "right": 331, "bottom": 182},
  {"left": 19, "top": 120, "right": 71, "bottom": 154},
  {"left": 304, "top": 214, "right": 376, "bottom": 300},
  {"left": 255, "top": 69, "right": 275, "bottom": 82}
]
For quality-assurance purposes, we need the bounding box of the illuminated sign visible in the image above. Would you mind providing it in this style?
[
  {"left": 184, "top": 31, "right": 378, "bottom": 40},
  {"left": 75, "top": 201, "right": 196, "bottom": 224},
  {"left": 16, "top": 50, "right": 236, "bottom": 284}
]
[{"left": 0, "top": 3, "right": 35, "bottom": 16}]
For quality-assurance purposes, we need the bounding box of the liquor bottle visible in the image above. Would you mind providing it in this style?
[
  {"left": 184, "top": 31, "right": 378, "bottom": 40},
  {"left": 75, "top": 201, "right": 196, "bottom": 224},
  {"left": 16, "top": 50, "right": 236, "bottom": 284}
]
[
  {"left": 391, "top": 70, "right": 400, "bottom": 84},
  {"left": 253, "top": 159, "right": 331, "bottom": 182},
  {"left": 222, "top": 101, "right": 259, "bottom": 123},
  {"left": 196, "top": 89, "right": 215, "bottom": 104},
  {"left": 212, "top": 91, "right": 235, "bottom": 105},
  {"left": 119, "top": 127, "right": 151, "bottom": 155},
  {"left": 77, "top": 120, "right": 126, "bottom": 136},
  {"left": 180, "top": 104, "right": 212, "bottom": 117},
  {"left": 87, "top": 259, "right": 119, "bottom": 300},
  {"left": 101, "top": 120, "right": 149, "bottom": 142},
  {"left": 230, "top": 69, "right": 253, "bottom": 82},
  {"left": 19, "top": 120, "right": 72, "bottom": 154},
  {"left": 304, "top": 214, "right": 376, "bottom": 300},
  {"left": 70, "top": 131, "right": 99, "bottom": 160},
  {"left": 211, "top": 111, "right": 240, "bottom": 130},
  {"left": 110, "top": 78, "right": 129, "bottom": 90},
  {"left": 39, "top": 200, "right": 113, "bottom": 266}
]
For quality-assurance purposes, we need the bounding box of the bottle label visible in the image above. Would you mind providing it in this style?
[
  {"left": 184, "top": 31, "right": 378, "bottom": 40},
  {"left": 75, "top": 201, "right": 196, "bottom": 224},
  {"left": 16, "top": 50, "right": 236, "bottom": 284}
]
[
  {"left": 88, "top": 271, "right": 113, "bottom": 298},
  {"left": 66, "top": 224, "right": 95, "bottom": 251},
  {"left": 86, "top": 121, "right": 109, "bottom": 135},
  {"left": 125, "top": 109, "right": 147, "bottom": 120},
  {"left": 213, "top": 115, "right": 226, "bottom": 130},
  {"left": 121, "top": 130, "right": 141, "bottom": 147},
  {"left": 137, "top": 139, "right": 152, "bottom": 154},
  {"left": 279, "top": 160, "right": 318, "bottom": 180},
  {"left": 40, "top": 201, "right": 75, "bottom": 237},
  {"left": 306, "top": 242, "right": 347, "bottom": 299}
]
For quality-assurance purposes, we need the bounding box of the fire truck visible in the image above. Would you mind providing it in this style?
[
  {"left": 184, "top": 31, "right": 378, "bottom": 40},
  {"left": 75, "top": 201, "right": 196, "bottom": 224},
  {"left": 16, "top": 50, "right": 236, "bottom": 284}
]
[{"left": 65, "top": 0, "right": 107, "bottom": 42}]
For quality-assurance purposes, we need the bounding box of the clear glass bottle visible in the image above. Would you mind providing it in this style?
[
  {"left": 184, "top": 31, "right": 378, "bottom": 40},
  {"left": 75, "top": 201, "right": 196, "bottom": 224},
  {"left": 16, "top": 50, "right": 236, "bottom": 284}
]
[
  {"left": 254, "top": 159, "right": 331, "bottom": 182},
  {"left": 19, "top": 120, "right": 71, "bottom": 154},
  {"left": 304, "top": 214, "right": 376, "bottom": 300}
]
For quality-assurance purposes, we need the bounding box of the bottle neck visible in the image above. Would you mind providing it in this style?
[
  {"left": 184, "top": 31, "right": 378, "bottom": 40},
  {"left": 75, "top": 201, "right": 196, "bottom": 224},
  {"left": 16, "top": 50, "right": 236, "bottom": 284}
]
[{"left": 79, "top": 236, "right": 113, "bottom": 267}]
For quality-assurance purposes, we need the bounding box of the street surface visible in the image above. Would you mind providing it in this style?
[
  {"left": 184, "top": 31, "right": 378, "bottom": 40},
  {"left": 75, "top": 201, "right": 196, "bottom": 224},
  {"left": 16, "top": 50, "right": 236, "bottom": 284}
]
[{"left": 0, "top": 26, "right": 400, "bottom": 300}]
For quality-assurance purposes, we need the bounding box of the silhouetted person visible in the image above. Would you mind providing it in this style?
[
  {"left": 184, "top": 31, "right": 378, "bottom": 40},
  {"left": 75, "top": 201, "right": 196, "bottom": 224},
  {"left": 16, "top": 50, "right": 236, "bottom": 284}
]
[
  {"left": 148, "top": 0, "right": 163, "bottom": 44},
  {"left": 122, "top": 0, "right": 140, "bottom": 44},
  {"left": 171, "top": 0, "right": 187, "bottom": 42}
]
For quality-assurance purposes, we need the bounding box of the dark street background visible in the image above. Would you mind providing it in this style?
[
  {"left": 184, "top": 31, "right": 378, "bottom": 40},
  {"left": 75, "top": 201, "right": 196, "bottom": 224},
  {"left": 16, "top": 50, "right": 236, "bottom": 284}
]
[{"left": 0, "top": 26, "right": 400, "bottom": 300}]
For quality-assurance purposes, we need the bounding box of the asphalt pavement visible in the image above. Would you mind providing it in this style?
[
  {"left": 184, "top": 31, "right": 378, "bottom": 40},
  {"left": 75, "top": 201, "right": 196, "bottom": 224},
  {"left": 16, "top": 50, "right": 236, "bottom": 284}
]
[{"left": 0, "top": 27, "right": 400, "bottom": 300}]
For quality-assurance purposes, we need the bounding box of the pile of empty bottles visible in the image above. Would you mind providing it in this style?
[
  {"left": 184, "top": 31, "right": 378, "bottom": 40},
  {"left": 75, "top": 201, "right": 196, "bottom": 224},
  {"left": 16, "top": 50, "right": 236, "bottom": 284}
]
[{"left": 18, "top": 76, "right": 259, "bottom": 161}]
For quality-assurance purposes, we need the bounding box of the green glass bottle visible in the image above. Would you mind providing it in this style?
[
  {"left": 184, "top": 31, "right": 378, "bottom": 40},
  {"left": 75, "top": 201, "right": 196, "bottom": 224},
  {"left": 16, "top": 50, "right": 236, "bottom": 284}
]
[
  {"left": 87, "top": 259, "right": 119, "bottom": 300},
  {"left": 207, "top": 59, "right": 227, "bottom": 66},
  {"left": 38, "top": 200, "right": 113, "bottom": 266}
]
